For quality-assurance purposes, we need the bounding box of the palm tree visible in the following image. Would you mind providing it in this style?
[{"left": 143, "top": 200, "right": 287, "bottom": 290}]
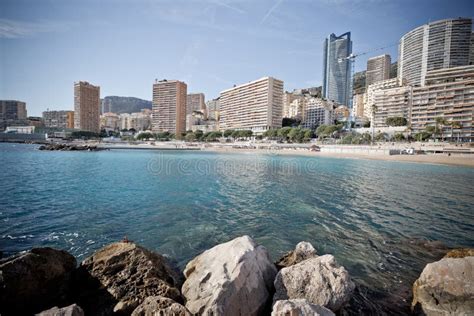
[
  {"left": 435, "top": 117, "right": 447, "bottom": 142},
  {"left": 404, "top": 125, "right": 412, "bottom": 140},
  {"left": 370, "top": 104, "right": 377, "bottom": 144},
  {"left": 450, "top": 121, "right": 462, "bottom": 142}
]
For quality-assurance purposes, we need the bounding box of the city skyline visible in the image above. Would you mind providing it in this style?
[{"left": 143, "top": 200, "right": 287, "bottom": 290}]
[{"left": 1, "top": 0, "right": 474, "bottom": 116}]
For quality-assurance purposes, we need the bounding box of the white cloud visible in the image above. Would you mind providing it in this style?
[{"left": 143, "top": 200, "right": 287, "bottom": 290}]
[{"left": 0, "top": 18, "right": 73, "bottom": 39}]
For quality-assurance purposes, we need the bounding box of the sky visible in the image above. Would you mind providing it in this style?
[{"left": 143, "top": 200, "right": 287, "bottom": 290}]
[{"left": 1, "top": 0, "right": 473, "bottom": 116}]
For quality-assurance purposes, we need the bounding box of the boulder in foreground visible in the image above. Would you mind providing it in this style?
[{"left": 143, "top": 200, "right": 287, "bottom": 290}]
[
  {"left": 131, "top": 296, "right": 191, "bottom": 316},
  {"left": 182, "top": 235, "right": 277, "bottom": 316},
  {"left": 0, "top": 248, "right": 76, "bottom": 315},
  {"left": 77, "top": 242, "right": 182, "bottom": 315},
  {"left": 412, "top": 254, "right": 474, "bottom": 315},
  {"left": 274, "top": 254, "right": 355, "bottom": 312},
  {"left": 444, "top": 248, "right": 474, "bottom": 259},
  {"left": 272, "top": 299, "right": 335, "bottom": 316},
  {"left": 276, "top": 241, "right": 318, "bottom": 269},
  {"left": 36, "top": 304, "right": 84, "bottom": 316}
]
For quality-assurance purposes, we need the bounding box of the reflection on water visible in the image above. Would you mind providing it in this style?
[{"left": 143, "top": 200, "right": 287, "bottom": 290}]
[{"left": 1, "top": 143, "right": 473, "bottom": 313}]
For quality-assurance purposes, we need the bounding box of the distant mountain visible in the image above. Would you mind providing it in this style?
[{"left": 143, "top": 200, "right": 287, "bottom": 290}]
[{"left": 101, "top": 96, "right": 152, "bottom": 114}]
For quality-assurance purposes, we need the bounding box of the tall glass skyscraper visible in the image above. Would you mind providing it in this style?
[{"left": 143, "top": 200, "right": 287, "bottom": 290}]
[{"left": 322, "top": 32, "right": 352, "bottom": 107}]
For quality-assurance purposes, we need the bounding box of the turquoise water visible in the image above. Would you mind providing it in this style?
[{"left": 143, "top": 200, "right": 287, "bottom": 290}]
[{"left": 1, "top": 143, "right": 473, "bottom": 310}]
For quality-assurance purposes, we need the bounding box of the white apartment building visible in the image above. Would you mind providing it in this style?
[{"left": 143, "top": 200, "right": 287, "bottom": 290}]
[
  {"left": 301, "top": 98, "right": 336, "bottom": 129},
  {"left": 411, "top": 65, "right": 474, "bottom": 141},
  {"left": 364, "top": 78, "right": 399, "bottom": 118},
  {"left": 119, "top": 110, "right": 151, "bottom": 131},
  {"left": 100, "top": 112, "right": 120, "bottom": 130},
  {"left": 219, "top": 77, "right": 283, "bottom": 134},
  {"left": 206, "top": 98, "right": 220, "bottom": 121},
  {"left": 373, "top": 86, "right": 412, "bottom": 128},
  {"left": 398, "top": 18, "right": 472, "bottom": 86}
]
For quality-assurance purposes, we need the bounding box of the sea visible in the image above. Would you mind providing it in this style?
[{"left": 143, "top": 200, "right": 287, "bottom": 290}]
[{"left": 1, "top": 142, "right": 473, "bottom": 313}]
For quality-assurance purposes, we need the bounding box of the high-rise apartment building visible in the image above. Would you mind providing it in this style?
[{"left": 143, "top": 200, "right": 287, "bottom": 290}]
[
  {"left": 0, "top": 100, "right": 27, "bottom": 131},
  {"left": 470, "top": 32, "right": 474, "bottom": 65},
  {"left": 100, "top": 112, "right": 120, "bottom": 130},
  {"left": 366, "top": 54, "right": 391, "bottom": 87},
  {"left": 364, "top": 78, "right": 399, "bottom": 118},
  {"left": 43, "top": 110, "right": 75, "bottom": 129},
  {"left": 186, "top": 93, "right": 206, "bottom": 130},
  {"left": 74, "top": 81, "right": 100, "bottom": 133},
  {"left": 352, "top": 93, "right": 365, "bottom": 118},
  {"left": 219, "top": 77, "right": 283, "bottom": 133},
  {"left": 206, "top": 98, "right": 220, "bottom": 121},
  {"left": 398, "top": 18, "right": 472, "bottom": 86},
  {"left": 0, "top": 100, "right": 27, "bottom": 121},
  {"left": 152, "top": 80, "right": 187, "bottom": 135},
  {"left": 186, "top": 93, "right": 205, "bottom": 115},
  {"left": 301, "top": 98, "right": 336, "bottom": 129},
  {"left": 411, "top": 65, "right": 474, "bottom": 141},
  {"left": 373, "top": 86, "right": 412, "bottom": 128},
  {"left": 322, "top": 32, "right": 352, "bottom": 107}
]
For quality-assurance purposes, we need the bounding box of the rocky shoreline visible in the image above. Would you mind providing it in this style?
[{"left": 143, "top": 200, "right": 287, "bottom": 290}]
[
  {"left": 0, "top": 236, "right": 472, "bottom": 315},
  {"left": 38, "top": 144, "right": 106, "bottom": 151}
]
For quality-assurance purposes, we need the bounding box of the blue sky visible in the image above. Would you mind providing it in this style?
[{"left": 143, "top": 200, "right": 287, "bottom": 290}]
[{"left": 1, "top": 0, "right": 473, "bottom": 116}]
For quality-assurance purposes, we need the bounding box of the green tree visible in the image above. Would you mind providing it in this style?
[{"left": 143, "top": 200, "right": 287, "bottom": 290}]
[
  {"left": 185, "top": 132, "right": 196, "bottom": 142},
  {"left": 136, "top": 132, "right": 154, "bottom": 140},
  {"left": 71, "top": 130, "right": 100, "bottom": 139},
  {"left": 155, "top": 131, "right": 171, "bottom": 140},
  {"left": 303, "top": 129, "right": 313, "bottom": 141},
  {"left": 385, "top": 117, "right": 407, "bottom": 127},
  {"left": 194, "top": 130, "right": 204, "bottom": 141},
  {"left": 231, "top": 130, "right": 240, "bottom": 139},
  {"left": 393, "top": 133, "right": 405, "bottom": 142},
  {"left": 415, "top": 131, "right": 432, "bottom": 141},
  {"left": 341, "top": 134, "right": 354, "bottom": 144},
  {"left": 435, "top": 117, "right": 447, "bottom": 141},
  {"left": 374, "top": 132, "right": 386, "bottom": 142},
  {"left": 450, "top": 121, "right": 462, "bottom": 142},
  {"left": 224, "top": 129, "right": 234, "bottom": 138},
  {"left": 278, "top": 127, "right": 292, "bottom": 141},
  {"left": 316, "top": 125, "right": 328, "bottom": 136}
]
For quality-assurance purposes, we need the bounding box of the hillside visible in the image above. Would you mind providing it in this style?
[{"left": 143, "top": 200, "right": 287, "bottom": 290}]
[{"left": 101, "top": 96, "right": 152, "bottom": 114}]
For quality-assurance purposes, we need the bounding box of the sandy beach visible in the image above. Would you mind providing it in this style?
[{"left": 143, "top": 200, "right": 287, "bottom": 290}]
[
  {"left": 201, "top": 146, "right": 474, "bottom": 167},
  {"left": 96, "top": 142, "right": 474, "bottom": 167}
]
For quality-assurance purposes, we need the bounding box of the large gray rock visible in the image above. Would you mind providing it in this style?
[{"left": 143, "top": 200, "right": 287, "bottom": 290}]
[
  {"left": 273, "top": 254, "right": 355, "bottom": 312},
  {"left": 131, "top": 296, "right": 191, "bottom": 316},
  {"left": 36, "top": 304, "right": 84, "bottom": 316},
  {"left": 182, "top": 235, "right": 277, "bottom": 316},
  {"left": 78, "top": 242, "right": 182, "bottom": 315},
  {"left": 272, "top": 299, "right": 335, "bottom": 316},
  {"left": 412, "top": 256, "right": 474, "bottom": 315},
  {"left": 0, "top": 248, "right": 77, "bottom": 315},
  {"left": 276, "top": 241, "right": 318, "bottom": 269}
]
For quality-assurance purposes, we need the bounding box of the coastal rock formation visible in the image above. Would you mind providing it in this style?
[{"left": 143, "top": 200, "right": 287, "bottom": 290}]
[
  {"left": 273, "top": 254, "right": 355, "bottom": 312},
  {"left": 131, "top": 296, "right": 191, "bottom": 316},
  {"left": 38, "top": 144, "right": 103, "bottom": 151},
  {"left": 272, "top": 299, "right": 335, "bottom": 316},
  {"left": 276, "top": 241, "right": 318, "bottom": 269},
  {"left": 77, "top": 242, "right": 182, "bottom": 315},
  {"left": 412, "top": 255, "right": 474, "bottom": 315},
  {"left": 444, "top": 248, "right": 474, "bottom": 259},
  {"left": 182, "top": 235, "right": 277, "bottom": 316},
  {"left": 0, "top": 248, "right": 76, "bottom": 315},
  {"left": 36, "top": 304, "right": 84, "bottom": 316}
]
